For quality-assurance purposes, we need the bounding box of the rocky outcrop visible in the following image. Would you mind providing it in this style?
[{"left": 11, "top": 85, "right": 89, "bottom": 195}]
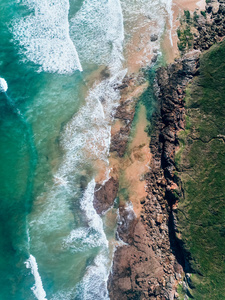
[
  {"left": 110, "top": 99, "right": 136, "bottom": 157},
  {"left": 152, "top": 51, "right": 200, "bottom": 180},
  {"left": 193, "top": 0, "right": 225, "bottom": 50},
  {"left": 93, "top": 177, "right": 119, "bottom": 215},
  {"left": 93, "top": 73, "right": 147, "bottom": 215},
  {"left": 107, "top": 51, "right": 201, "bottom": 300},
  {"left": 110, "top": 73, "right": 146, "bottom": 157}
]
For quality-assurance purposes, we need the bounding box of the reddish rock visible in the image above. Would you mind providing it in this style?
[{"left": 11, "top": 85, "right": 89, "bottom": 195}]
[
  {"left": 108, "top": 220, "right": 165, "bottom": 300},
  {"left": 117, "top": 205, "right": 137, "bottom": 244},
  {"left": 93, "top": 177, "right": 118, "bottom": 215},
  {"left": 110, "top": 73, "right": 146, "bottom": 157},
  {"left": 110, "top": 125, "right": 132, "bottom": 157},
  {"left": 156, "top": 214, "right": 164, "bottom": 224}
]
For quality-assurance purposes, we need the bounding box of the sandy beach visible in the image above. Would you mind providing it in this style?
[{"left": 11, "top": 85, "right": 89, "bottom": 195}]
[{"left": 162, "top": 0, "right": 206, "bottom": 62}]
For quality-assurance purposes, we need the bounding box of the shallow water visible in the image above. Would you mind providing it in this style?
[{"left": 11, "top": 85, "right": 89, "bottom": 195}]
[{"left": 0, "top": 0, "right": 173, "bottom": 299}]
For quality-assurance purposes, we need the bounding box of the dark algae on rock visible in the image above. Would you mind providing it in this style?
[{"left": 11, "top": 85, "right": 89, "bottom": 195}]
[{"left": 175, "top": 40, "right": 225, "bottom": 299}]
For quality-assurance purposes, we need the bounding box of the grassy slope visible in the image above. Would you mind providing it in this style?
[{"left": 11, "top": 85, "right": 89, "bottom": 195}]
[{"left": 176, "top": 40, "right": 225, "bottom": 299}]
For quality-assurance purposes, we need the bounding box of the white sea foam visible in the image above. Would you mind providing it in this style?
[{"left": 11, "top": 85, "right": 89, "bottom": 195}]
[
  {"left": 64, "top": 179, "right": 108, "bottom": 251},
  {"left": 75, "top": 252, "right": 110, "bottom": 300},
  {"left": 25, "top": 254, "right": 47, "bottom": 300},
  {"left": 49, "top": 252, "right": 110, "bottom": 300},
  {"left": 80, "top": 179, "right": 107, "bottom": 241},
  {"left": 29, "top": 67, "right": 126, "bottom": 247},
  {"left": 70, "top": 0, "right": 124, "bottom": 73},
  {"left": 19, "top": 1, "right": 176, "bottom": 299},
  {"left": 58, "top": 68, "right": 127, "bottom": 183},
  {"left": 63, "top": 181, "right": 109, "bottom": 299},
  {"left": 25, "top": 1, "right": 126, "bottom": 298},
  {"left": 107, "top": 0, "right": 124, "bottom": 73},
  {"left": 165, "top": 0, "right": 174, "bottom": 46},
  {"left": 121, "top": 0, "right": 174, "bottom": 65},
  {"left": 0, "top": 77, "right": 8, "bottom": 92},
  {"left": 121, "top": 0, "right": 173, "bottom": 32},
  {"left": 64, "top": 227, "right": 104, "bottom": 252},
  {"left": 12, "top": 0, "right": 82, "bottom": 73}
]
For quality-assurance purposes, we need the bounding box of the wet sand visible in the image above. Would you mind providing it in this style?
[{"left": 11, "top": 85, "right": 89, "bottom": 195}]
[
  {"left": 123, "top": 104, "right": 151, "bottom": 217},
  {"left": 125, "top": 21, "right": 159, "bottom": 73},
  {"left": 108, "top": 101, "right": 150, "bottom": 218},
  {"left": 162, "top": 0, "right": 206, "bottom": 63},
  {"left": 125, "top": 0, "right": 205, "bottom": 72},
  {"left": 174, "top": 0, "right": 205, "bottom": 11}
]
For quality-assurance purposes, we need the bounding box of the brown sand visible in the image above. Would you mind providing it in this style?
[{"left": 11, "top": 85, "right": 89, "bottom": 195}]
[
  {"left": 108, "top": 104, "right": 151, "bottom": 218},
  {"left": 174, "top": 0, "right": 205, "bottom": 11},
  {"left": 123, "top": 105, "right": 151, "bottom": 217},
  {"left": 162, "top": 0, "right": 206, "bottom": 63},
  {"left": 110, "top": 0, "right": 206, "bottom": 215},
  {"left": 125, "top": 22, "right": 154, "bottom": 74},
  {"left": 124, "top": 9, "right": 165, "bottom": 74},
  {"left": 111, "top": 119, "right": 124, "bottom": 136}
]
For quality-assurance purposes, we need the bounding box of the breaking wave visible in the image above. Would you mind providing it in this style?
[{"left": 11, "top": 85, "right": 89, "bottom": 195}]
[
  {"left": 25, "top": 255, "right": 47, "bottom": 300},
  {"left": 75, "top": 252, "right": 110, "bottom": 300},
  {"left": 70, "top": 0, "right": 124, "bottom": 73},
  {"left": 0, "top": 77, "right": 8, "bottom": 92},
  {"left": 12, "top": 0, "right": 82, "bottom": 73},
  {"left": 64, "top": 179, "right": 108, "bottom": 252}
]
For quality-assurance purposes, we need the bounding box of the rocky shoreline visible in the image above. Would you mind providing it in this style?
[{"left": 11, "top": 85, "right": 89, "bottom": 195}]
[
  {"left": 93, "top": 71, "right": 148, "bottom": 215},
  {"left": 94, "top": 1, "right": 225, "bottom": 299},
  {"left": 107, "top": 50, "right": 201, "bottom": 300}
]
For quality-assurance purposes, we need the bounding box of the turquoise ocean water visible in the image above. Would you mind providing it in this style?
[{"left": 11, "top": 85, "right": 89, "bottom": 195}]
[{"left": 0, "top": 0, "right": 173, "bottom": 299}]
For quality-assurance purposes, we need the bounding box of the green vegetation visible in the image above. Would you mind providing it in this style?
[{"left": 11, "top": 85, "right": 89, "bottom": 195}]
[
  {"left": 177, "top": 27, "right": 194, "bottom": 52},
  {"left": 177, "top": 10, "right": 195, "bottom": 53},
  {"left": 193, "top": 11, "right": 199, "bottom": 23},
  {"left": 140, "top": 65, "right": 159, "bottom": 136},
  {"left": 176, "top": 40, "right": 225, "bottom": 299},
  {"left": 184, "top": 10, "right": 191, "bottom": 24},
  {"left": 200, "top": 10, "right": 206, "bottom": 18},
  {"left": 177, "top": 282, "right": 187, "bottom": 300}
]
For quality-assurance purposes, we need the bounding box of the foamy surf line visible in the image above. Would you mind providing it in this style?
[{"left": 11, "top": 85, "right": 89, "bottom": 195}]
[
  {"left": 75, "top": 252, "right": 110, "bottom": 300},
  {"left": 165, "top": 0, "right": 174, "bottom": 46},
  {"left": 12, "top": 0, "right": 82, "bottom": 74},
  {"left": 62, "top": 180, "right": 110, "bottom": 299},
  {"left": 20, "top": 1, "right": 126, "bottom": 299},
  {"left": 0, "top": 77, "right": 8, "bottom": 92},
  {"left": 80, "top": 179, "right": 108, "bottom": 247},
  {"left": 70, "top": 0, "right": 124, "bottom": 74},
  {"left": 58, "top": 68, "right": 127, "bottom": 183},
  {"left": 64, "top": 179, "right": 108, "bottom": 252},
  {"left": 25, "top": 255, "right": 47, "bottom": 300}
]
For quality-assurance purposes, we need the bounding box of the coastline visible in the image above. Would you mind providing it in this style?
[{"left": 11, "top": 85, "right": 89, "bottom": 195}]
[
  {"left": 92, "top": 0, "right": 225, "bottom": 298},
  {"left": 107, "top": 48, "right": 201, "bottom": 299},
  {"left": 162, "top": 0, "right": 206, "bottom": 63},
  {"left": 95, "top": 0, "right": 204, "bottom": 203},
  {"left": 105, "top": 0, "right": 225, "bottom": 298},
  {"left": 4, "top": 0, "right": 224, "bottom": 297}
]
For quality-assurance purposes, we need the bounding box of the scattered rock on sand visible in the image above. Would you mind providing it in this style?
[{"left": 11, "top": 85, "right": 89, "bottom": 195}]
[{"left": 151, "top": 34, "right": 158, "bottom": 42}]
